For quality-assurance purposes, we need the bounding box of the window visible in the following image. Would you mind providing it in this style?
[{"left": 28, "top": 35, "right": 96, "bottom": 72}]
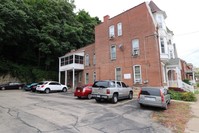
[
  {"left": 110, "top": 45, "right": 116, "bottom": 60},
  {"left": 117, "top": 23, "right": 122, "bottom": 36},
  {"left": 109, "top": 25, "right": 115, "bottom": 38},
  {"left": 116, "top": 82, "right": 122, "bottom": 87},
  {"left": 157, "top": 15, "right": 163, "bottom": 28},
  {"left": 85, "top": 54, "right": 89, "bottom": 66},
  {"left": 93, "top": 72, "right": 96, "bottom": 82},
  {"left": 121, "top": 82, "right": 127, "bottom": 87},
  {"left": 75, "top": 55, "right": 83, "bottom": 64},
  {"left": 132, "top": 39, "right": 139, "bottom": 56},
  {"left": 133, "top": 65, "right": 142, "bottom": 83},
  {"left": 85, "top": 73, "right": 89, "bottom": 84},
  {"left": 160, "top": 38, "right": 165, "bottom": 53},
  {"left": 93, "top": 53, "right": 96, "bottom": 65},
  {"left": 115, "top": 67, "right": 122, "bottom": 81},
  {"left": 61, "top": 58, "right": 64, "bottom": 66},
  {"left": 170, "top": 51, "right": 173, "bottom": 58}
]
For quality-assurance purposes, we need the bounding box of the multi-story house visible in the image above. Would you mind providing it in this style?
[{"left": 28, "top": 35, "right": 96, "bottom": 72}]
[{"left": 58, "top": 1, "right": 194, "bottom": 92}]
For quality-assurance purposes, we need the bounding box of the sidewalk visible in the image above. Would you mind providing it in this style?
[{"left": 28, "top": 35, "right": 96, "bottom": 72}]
[{"left": 185, "top": 94, "right": 199, "bottom": 133}]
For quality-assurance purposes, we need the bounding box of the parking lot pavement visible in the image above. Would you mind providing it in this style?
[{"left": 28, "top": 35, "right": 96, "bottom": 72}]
[{"left": 0, "top": 90, "right": 172, "bottom": 133}]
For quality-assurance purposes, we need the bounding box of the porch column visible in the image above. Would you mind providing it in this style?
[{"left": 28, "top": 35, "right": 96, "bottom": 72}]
[
  {"left": 65, "top": 70, "right": 67, "bottom": 86},
  {"left": 58, "top": 71, "right": 61, "bottom": 83},
  {"left": 72, "top": 67, "right": 75, "bottom": 90}
]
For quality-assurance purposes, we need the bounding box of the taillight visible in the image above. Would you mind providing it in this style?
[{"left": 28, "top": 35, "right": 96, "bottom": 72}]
[
  {"left": 107, "top": 89, "right": 110, "bottom": 94},
  {"left": 160, "top": 90, "right": 164, "bottom": 102},
  {"left": 138, "top": 88, "right": 142, "bottom": 99},
  {"left": 41, "top": 85, "right": 44, "bottom": 88}
]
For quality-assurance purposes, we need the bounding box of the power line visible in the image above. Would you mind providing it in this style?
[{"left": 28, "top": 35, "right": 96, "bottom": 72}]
[{"left": 175, "top": 30, "right": 199, "bottom": 37}]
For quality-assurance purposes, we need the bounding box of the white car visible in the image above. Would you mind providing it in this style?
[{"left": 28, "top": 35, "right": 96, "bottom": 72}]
[{"left": 36, "top": 81, "right": 68, "bottom": 93}]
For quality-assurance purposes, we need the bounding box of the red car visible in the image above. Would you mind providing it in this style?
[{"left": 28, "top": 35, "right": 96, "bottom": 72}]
[{"left": 74, "top": 84, "right": 93, "bottom": 99}]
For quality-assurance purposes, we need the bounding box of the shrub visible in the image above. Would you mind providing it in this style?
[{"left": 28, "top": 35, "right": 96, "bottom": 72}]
[
  {"left": 168, "top": 90, "right": 197, "bottom": 102},
  {"left": 181, "top": 92, "right": 197, "bottom": 102},
  {"left": 183, "top": 79, "right": 191, "bottom": 85},
  {"left": 197, "top": 83, "right": 199, "bottom": 88}
]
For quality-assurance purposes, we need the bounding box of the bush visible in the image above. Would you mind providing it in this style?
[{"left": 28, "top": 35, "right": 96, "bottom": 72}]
[
  {"left": 169, "top": 90, "right": 197, "bottom": 102},
  {"left": 197, "top": 83, "right": 199, "bottom": 88},
  {"left": 183, "top": 79, "right": 191, "bottom": 85}
]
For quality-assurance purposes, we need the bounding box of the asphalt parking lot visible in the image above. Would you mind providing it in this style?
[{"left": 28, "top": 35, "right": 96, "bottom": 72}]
[{"left": 0, "top": 90, "right": 172, "bottom": 133}]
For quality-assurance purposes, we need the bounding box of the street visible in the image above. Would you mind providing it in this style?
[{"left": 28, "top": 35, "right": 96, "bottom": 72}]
[{"left": 0, "top": 90, "right": 171, "bottom": 133}]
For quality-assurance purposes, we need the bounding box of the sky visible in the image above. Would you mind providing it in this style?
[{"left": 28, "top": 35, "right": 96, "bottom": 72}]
[{"left": 74, "top": 0, "right": 199, "bottom": 67}]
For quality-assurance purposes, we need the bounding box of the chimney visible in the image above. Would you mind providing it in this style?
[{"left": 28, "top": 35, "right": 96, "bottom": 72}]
[{"left": 103, "top": 15, "right": 110, "bottom": 22}]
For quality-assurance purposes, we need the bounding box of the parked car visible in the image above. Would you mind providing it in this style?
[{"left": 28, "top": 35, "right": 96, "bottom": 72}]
[
  {"left": 24, "top": 83, "right": 38, "bottom": 92},
  {"left": 138, "top": 87, "right": 171, "bottom": 110},
  {"left": 0, "top": 82, "right": 25, "bottom": 90},
  {"left": 36, "top": 81, "right": 68, "bottom": 93},
  {"left": 91, "top": 80, "right": 133, "bottom": 103},
  {"left": 74, "top": 84, "right": 93, "bottom": 99}
]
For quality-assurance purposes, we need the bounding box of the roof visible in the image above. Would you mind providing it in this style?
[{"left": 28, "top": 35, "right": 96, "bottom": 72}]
[
  {"left": 166, "top": 58, "right": 181, "bottom": 65},
  {"left": 149, "top": 1, "right": 167, "bottom": 18}
]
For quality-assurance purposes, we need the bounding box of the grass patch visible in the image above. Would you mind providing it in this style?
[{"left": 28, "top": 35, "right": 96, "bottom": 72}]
[{"left": 152, "top": 102, "right": 191, "bottom": 133}]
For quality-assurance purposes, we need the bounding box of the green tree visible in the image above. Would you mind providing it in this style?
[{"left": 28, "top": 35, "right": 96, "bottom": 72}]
[{"left": 0, "top": 0, "right": 100, "bottom": 81}]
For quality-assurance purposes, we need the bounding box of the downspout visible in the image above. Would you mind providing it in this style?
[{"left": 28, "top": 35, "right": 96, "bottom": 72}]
[{"left": 155, "top": 28, "right": 164, "bottom": 87}]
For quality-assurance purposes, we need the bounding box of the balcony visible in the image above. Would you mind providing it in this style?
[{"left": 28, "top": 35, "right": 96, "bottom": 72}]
[{"left": 59, "top": 53, "right": 84, "bottom": 71}]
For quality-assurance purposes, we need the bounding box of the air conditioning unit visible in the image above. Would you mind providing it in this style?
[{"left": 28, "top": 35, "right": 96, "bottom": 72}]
[
  {"left": 133, "top": 50, "right": 139, "bottom": 56},
  {"left": 135, "top": 79, "right": 141, "bottom": 83},
  {"left": 109, "top": 35, "right": 115, "bottom": 40}
]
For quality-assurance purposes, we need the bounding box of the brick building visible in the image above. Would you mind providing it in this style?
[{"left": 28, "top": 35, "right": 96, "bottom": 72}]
[{"left": 59, "top": 1, "right": 195, "bottom": 91}]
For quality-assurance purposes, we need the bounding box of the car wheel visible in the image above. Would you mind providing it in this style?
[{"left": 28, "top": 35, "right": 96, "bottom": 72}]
[
  {"left": 139, "top": 103, "right": 144, "bottom": 108},
  {"left": 88, "top": 94, "right": 92, "bottom": 99},
  {"left": 62, "top": 88, "right": 67, "bottom": 92},
  {"left": 163, "top": 103, "right": 168, "bottom": 110},
  {"left": 95, "top": 98, "right": 101, "bottom": 103},
  {"left": 45, "top": 88, "right": 50, "bottom": 94},
  {"left": 112, "top": 93, "right": 118, "bottom": 104},
  {"left": 128, "top": 92, "right": 133, "bottom": 99},
  {"left": 1, "top": 87, "right": 5, "bottom": 90}
]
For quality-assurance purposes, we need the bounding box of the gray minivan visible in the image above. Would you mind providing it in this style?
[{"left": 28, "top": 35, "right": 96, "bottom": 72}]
[{"left": 138, "top": 87, "right": 171, "bottom": 110}]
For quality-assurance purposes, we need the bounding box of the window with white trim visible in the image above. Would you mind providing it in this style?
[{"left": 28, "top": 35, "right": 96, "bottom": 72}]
[
  {"left": 115, "top": 67, "right": 122, "bottom": 81},
  {"left": 132, "top": 39, "right": 139, "bottom": 56},
  {"left": 93, "top": 72, "right": 96, "bottom": 82},
  {"left": 109, "top": 25, "right": 115, "bottom": 38},
  {"left": 160, "top": 38, "right": 165, "bottom": 53},
  {"left": 117, "top": 23, "right": 122, "bottom": 36},
  {"left": 110, "top": 45, "right": 116, "bottom": 60},
  {"left": 85, "top": 54, "right": 89, "bottom": 66},
  {"left": 85, "top": 73, "right": 89, "bottom": 84},
  {"left": 133, "top": 65, "right": 142, "bottom": 83}
]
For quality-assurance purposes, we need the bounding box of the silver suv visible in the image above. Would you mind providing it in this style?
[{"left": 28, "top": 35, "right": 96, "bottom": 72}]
[
  {"left": 138, "top": 87, "right": 171, "bottom": 110},
  {"left": 91, "top": 80, "right": 133, "bottom": 103}
]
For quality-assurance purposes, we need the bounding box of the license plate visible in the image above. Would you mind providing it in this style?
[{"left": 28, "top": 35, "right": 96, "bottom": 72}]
[
  {"left": 78, "top": 90, "right": 80, "bottom": 92},
  {"left": 97, "top": 95, "right": 100, "bottom": 98},
  {"left": 145, "top": 97, "right": 156, "bottom": 101}
]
